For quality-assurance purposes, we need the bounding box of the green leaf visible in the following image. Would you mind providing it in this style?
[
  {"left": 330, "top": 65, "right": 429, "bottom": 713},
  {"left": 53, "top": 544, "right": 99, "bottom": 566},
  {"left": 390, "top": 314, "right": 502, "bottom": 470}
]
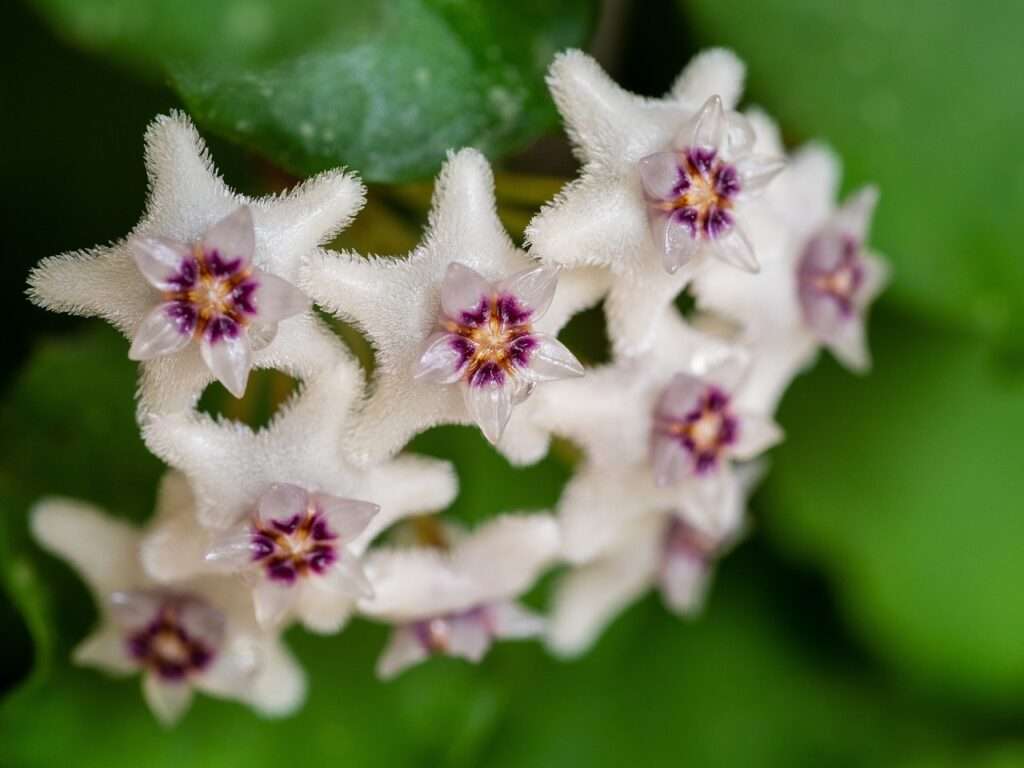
[
  {"left": 29, "top": 0, "right": 597, "bottom": 182},
  {"left": 683, "top": 0, "right": 1024, "bottom": 338},
  {"left": 764, "top": 308, "right": 1024, "bottom": 702}
]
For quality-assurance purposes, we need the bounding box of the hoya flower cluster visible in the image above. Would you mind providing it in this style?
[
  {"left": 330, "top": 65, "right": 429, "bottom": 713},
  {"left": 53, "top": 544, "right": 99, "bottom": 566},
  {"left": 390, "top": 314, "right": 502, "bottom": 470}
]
[{"left": 26, "top": 47, "right": 886, "bottom": 724}]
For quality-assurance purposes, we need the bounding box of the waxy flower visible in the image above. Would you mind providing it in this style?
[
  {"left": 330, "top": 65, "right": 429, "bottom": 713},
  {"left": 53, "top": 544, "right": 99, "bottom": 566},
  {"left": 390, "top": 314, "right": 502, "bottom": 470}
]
[
  {"left": 28, "top": 111, "right": 364, "bottom": 411},
  {"left": 526, "top": 310, "right": 773, "bottom": 561},
  {"left": 357, "top": 515, "right": 559, "bottom": 679},
  {"left": 526, "top": 49, "right": 783, "bottom": 355},
  {"left": 128, "top": 207, "right": 308, "bottom": 397},
  {"left": 140, "top": 364, "right": 457, "bottom": 633},
  {"left": 649, "top": 368, "right": 781, "bottom": 489},
  {"left": 415, "top": 263, "right": 584, "bottom": 444},
  {"left": 547, "top": 465, "right": 761, "bottom": 657},
  {"left": 301, "top": 148, "right": 607, "bottom": 463},
  {"left": 31, "top": 498, "right": 305, "bottom": 725},
  {"left": 796, "top": 186, "right": 887, "bottom": 370},
  {"left": 205, "top": 483, "right": 378, "bottom": 629},
  {"left": 693, "top": 137, "right": 888, "bottom": 409}
]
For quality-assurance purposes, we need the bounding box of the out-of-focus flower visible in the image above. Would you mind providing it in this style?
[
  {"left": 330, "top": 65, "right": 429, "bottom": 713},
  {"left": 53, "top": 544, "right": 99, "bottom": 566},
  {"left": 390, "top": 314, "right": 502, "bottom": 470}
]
[
  {"left": 547, "top": 465, "right": 762, "bottom": 657},
  {"left": 358, "top": 515, "right": 559, "bottom": 679},
  {"left": 205, "top": 483, "right": 378, "bottom": 630},
  {"left": 31, "top": 498, "right": 305, "bottom": 725},
  {"left": 694, "top": 134, "right": 889, "bottom": 410}
]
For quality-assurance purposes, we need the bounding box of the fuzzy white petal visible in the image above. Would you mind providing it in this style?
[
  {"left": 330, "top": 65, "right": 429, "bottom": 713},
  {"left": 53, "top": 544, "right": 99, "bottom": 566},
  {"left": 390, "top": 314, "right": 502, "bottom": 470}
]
[
  {"left": 30, "top": 499, "right": 144, "bottom": 597},
  {"left": 731, "top": 414, "right": 784, "bottom": 459},
  {"left": 72, "top": 625, "right": 136, "bottom": 675},
  {"left": 244, "top": 639, "right": 307, "bottom": 716},
  {"left": 669, "top": 48, "right": 746, "bottom": 110},
  {"left": 548, "top": 519, "right": 662, "bottom": 656},
  {"left": 490, "top": 601, "right": 547, "bottom": 640}
]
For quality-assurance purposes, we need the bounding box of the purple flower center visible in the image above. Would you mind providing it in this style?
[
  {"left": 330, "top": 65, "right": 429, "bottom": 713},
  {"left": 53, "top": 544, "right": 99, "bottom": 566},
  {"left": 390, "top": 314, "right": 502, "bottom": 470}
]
[
  {"left": 650, "top": 148, "right": 740, "bottom": 241},
  {"left": 249, "top": 505, "right": 339, "bottom": 585},
  {"left": 124, "top": 596, "right": 219, "bottom": 682},
  {"left": 161, "top": 245, "right": 260, "bottom": 344},
  {"left": 797, "top": 234, "right": 865, "bottom": 323},
  {"left": 444, "top": 292, "right": 538, "bottom": 389},
  {"left": 656, "top": 386, "right": 739, "bottom": 474}
]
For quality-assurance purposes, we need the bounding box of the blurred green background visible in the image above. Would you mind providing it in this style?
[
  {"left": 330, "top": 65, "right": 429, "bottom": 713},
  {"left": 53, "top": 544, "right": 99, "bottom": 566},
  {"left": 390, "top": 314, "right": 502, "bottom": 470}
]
[{"left": 2, "top": 0, "right": 1023, "bottom": 765}]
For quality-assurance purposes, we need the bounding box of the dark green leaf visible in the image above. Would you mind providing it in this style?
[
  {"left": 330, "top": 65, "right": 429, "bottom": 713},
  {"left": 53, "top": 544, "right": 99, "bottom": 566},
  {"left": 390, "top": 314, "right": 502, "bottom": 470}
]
[{"left": 29, "top": 0, "right": 597, "bottom": 182}]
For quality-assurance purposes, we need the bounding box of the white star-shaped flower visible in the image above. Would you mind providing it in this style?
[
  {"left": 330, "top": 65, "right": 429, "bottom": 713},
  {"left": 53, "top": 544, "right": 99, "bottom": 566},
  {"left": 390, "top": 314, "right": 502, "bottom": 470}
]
[
  {"left": 139, "top": 361, "right": 458, "bottom": 633},
  {"left": 27, "top": 111, "right": 365, "bottom": 411},
  {"left": 695, "top": 132, "right": 889, "bottom": 408},
  {"left": 357, "top": 514, "right": 559, "bottom": 679},
  {"left": 526, "top": 48, "right": 785, "bottom": 356},
  {"left": 546, "top": 463, "right": 762, "bottom": 657},
  {"left": 31, "top": 497, "right": 305, "bottom": 726},
  {"left": 527, "top": 310, "right": 780, "bottom": 563},
  {"left": 301, "top": 148, "right": 608, "bottom": 465}
]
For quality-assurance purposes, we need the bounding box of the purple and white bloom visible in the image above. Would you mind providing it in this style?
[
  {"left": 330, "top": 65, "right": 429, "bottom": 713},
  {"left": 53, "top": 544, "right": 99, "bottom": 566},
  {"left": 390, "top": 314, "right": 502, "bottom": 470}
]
[
  {"left": 547, "top": 465, "right": 761, "bottom": 657},
  {"left": 414, "top": 262, "right": 584, "bottom": 444},
  {"left": 30, "top": 498, "right": 305, "bottom": 725},
  {"left": 140, "top": 365, "right": 457, "bottom": 632},
  {"left": 357, "top": 514, "right": 559, "bottom": 679},
  {"left": 693, "top": 134, "right": 889, "bottom": 411},
  {"left": 301, "top": 148, "right": 607, "bottom": 464},
  {"left": 128, "top": 207, "right": 309, "bottom": 397},
  {"left": 796, "top": 186, "right": 887, "bottom": 371},
  {"left": 28, "top": 111, "right": 364, "bottom": 411},
  {"left": 527, "top": 308, "right": 760, "bottom": 560},
  {"left": 649, "top": 369, "right": 780, "bottom": 489},
  {"left": 205, "top": 483, "right": 378, "bottom": 630},
  {"left": 637, "top": 96, "right": 783, "bottom": 275},
  {"left": 526, "top": 49, "right": 783, "bottom": 355}
]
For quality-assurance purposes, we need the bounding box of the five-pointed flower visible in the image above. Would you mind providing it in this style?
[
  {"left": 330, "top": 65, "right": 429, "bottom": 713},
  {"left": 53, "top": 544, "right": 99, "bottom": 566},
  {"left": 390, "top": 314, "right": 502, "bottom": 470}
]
[
  {"left": 527, "top": 309, "right": 777, "bottom": 562},
  {"left": 526, "top": 49, "right": 784, "bottom": 356},
  {"left": 415, "top": 262, "right": 584, "bottom": 444},
  {"left": 357, "top": 514, "right": 559, "bottom": 679},
  {"left": 128, "top": 207, "right": 309, "bottom": 398},
  {"left": 546, "top": 464, "right": 762, "bottom": 657},
  {"left": 205, "top": 482, "right": 378, "bottom": 629},
  {"left": 28, "top": 111, "right": 364, "bottom": 411},
  {"left": 301, "top": 148, "right": 606, "bottom": 464},
  {"left": 31, "top": 496, "right": 305, "bottom": 725},
  {"left": 694, "top": 132, "right": 889, "bottom": 409},
  {"left": 139, "top": 362, "right": 457, "bottom": 633}
]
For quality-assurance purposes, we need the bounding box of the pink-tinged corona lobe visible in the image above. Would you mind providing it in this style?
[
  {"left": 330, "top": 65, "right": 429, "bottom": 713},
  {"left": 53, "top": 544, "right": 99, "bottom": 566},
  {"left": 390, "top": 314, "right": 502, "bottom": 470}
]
[{"left": 415, "top": 263, "right": 584, "bottom": 444}]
